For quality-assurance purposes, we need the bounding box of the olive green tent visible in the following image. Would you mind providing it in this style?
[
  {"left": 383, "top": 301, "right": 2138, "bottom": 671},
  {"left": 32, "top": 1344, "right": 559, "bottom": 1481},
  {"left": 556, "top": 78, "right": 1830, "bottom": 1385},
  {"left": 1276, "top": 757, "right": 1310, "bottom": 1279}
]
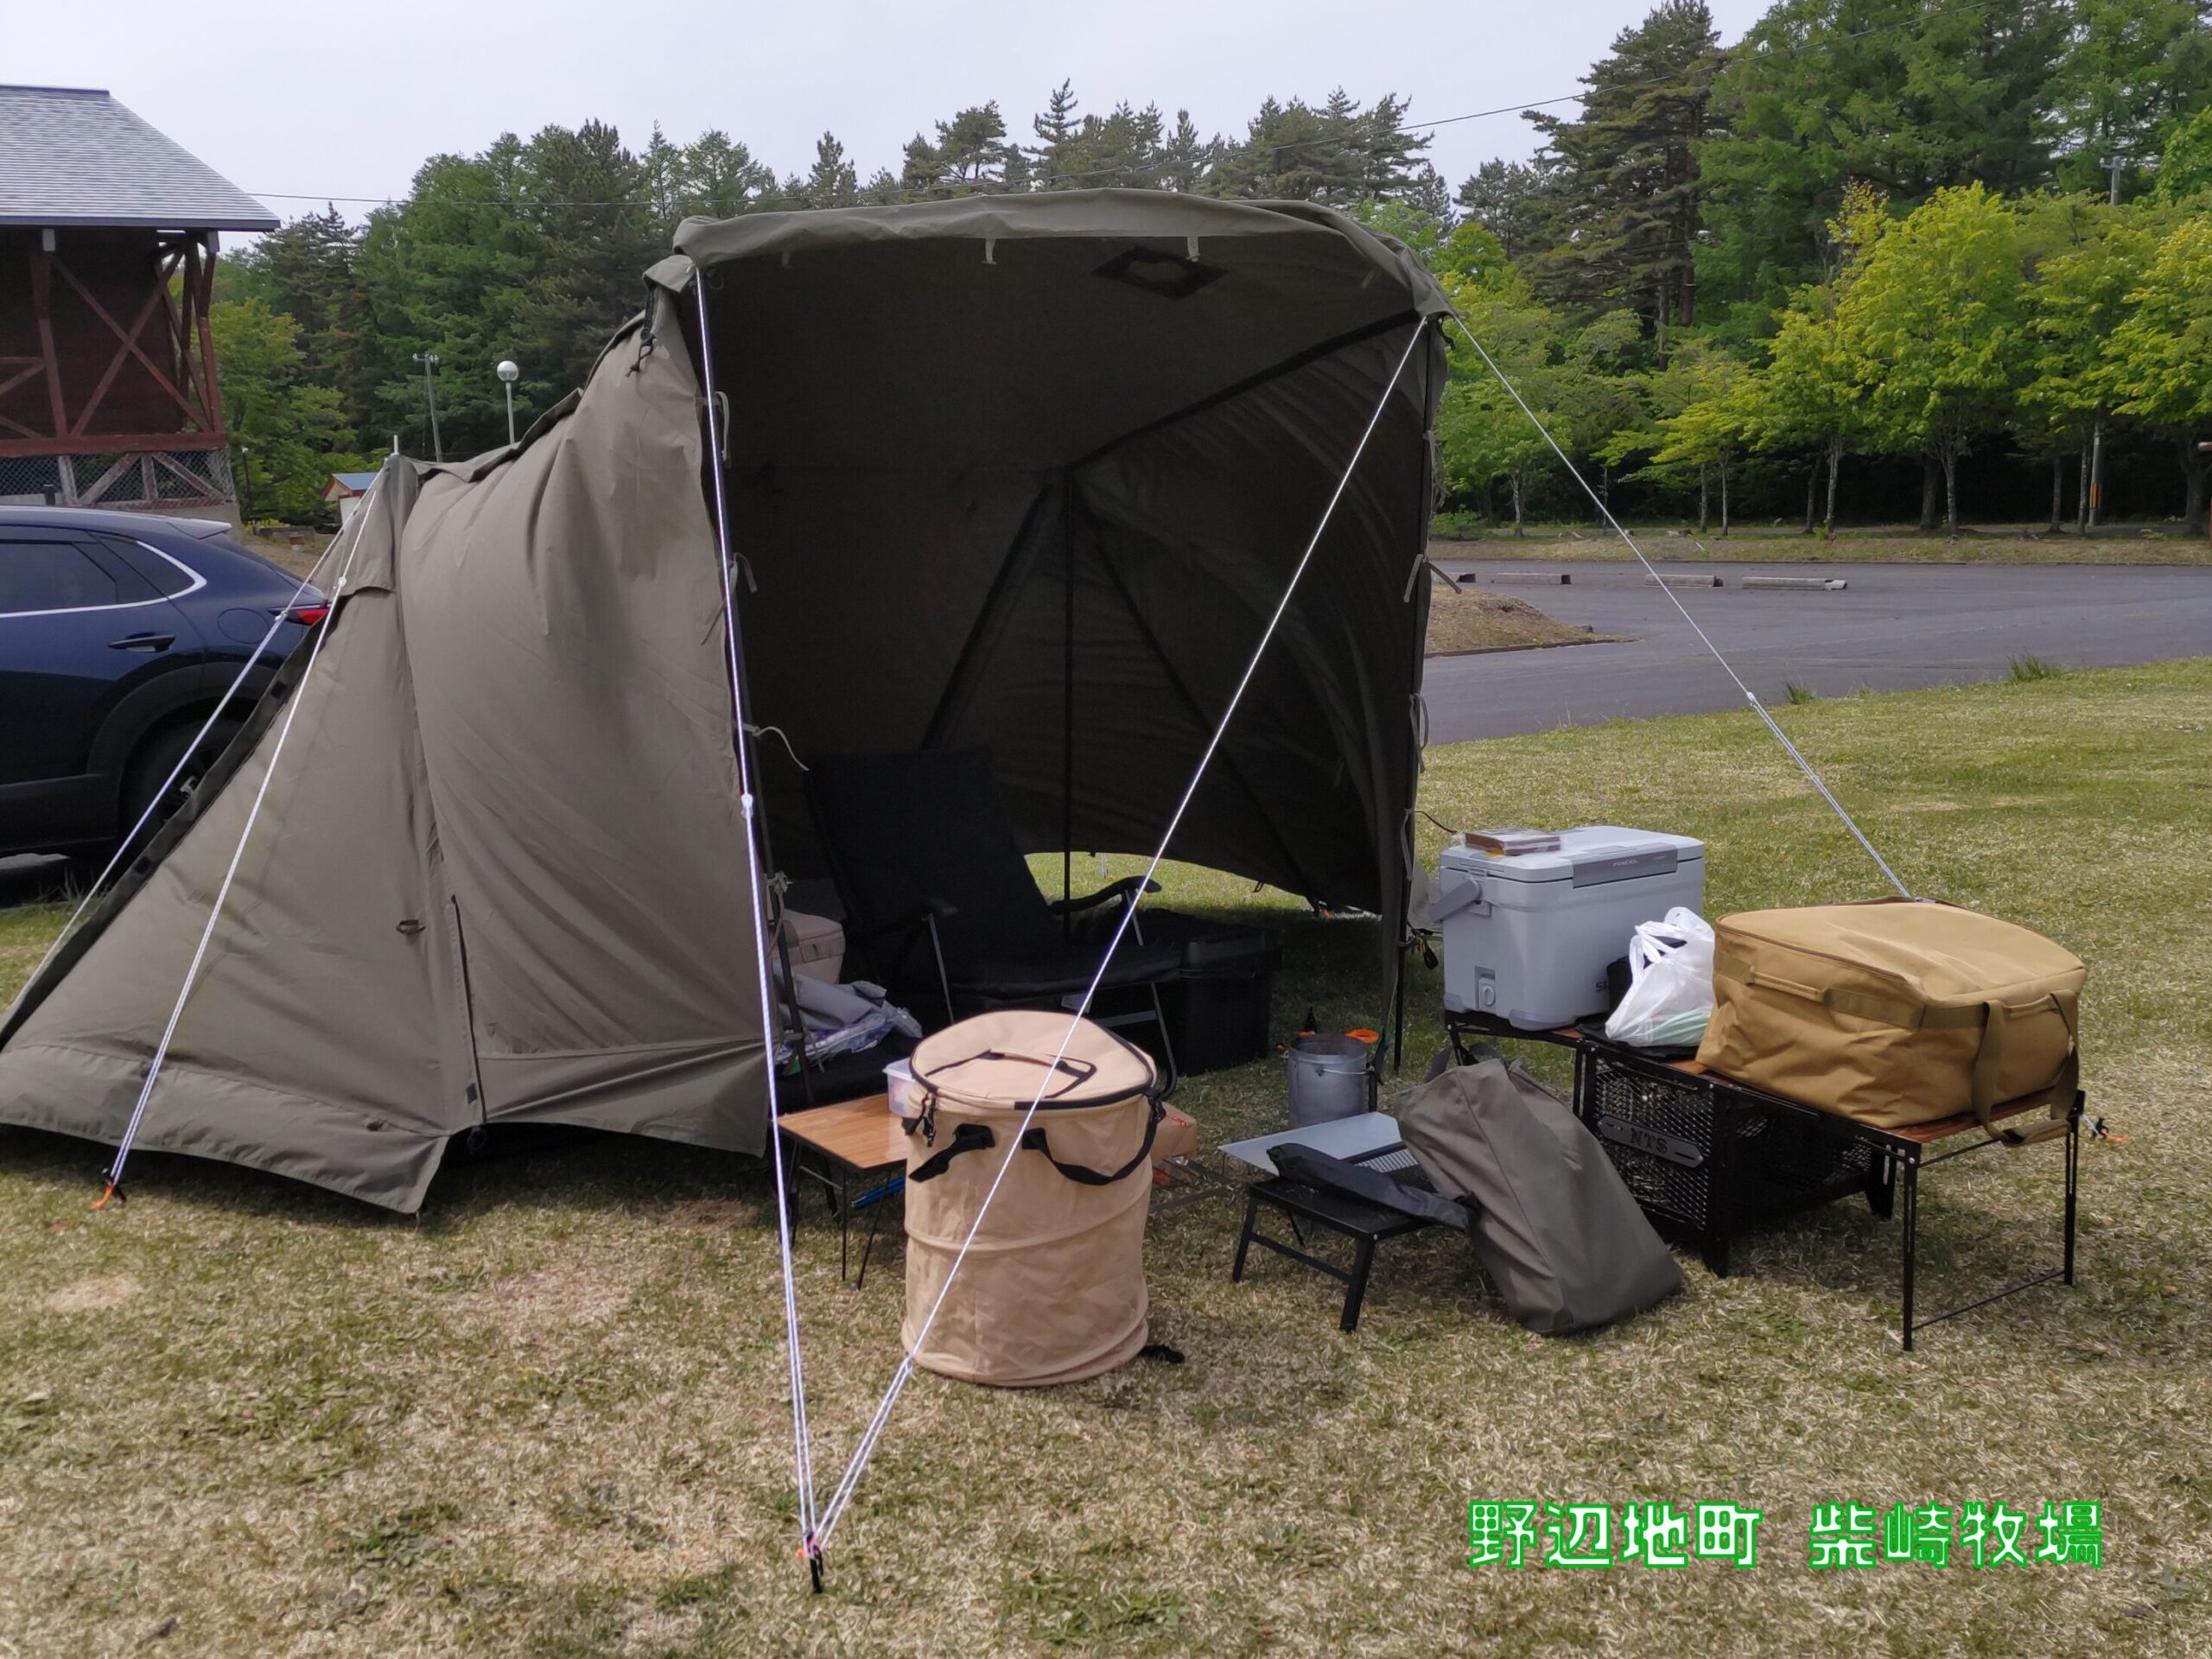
[{"left": 0, "top": 192, "right": 1449, "bottom": 1211}]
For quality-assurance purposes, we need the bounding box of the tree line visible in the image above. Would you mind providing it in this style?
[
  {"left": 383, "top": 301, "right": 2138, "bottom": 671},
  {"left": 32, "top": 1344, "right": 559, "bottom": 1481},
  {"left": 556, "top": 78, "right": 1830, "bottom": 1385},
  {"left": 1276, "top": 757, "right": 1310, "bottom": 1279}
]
[{"left": 217, "top": 0, "right": 2212, "bottom": 531}]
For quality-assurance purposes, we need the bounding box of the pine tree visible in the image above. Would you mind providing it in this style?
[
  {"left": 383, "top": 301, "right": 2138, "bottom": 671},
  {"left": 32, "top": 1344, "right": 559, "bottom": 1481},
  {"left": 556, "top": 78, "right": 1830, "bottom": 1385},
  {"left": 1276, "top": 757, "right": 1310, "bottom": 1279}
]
[
  {"left": 1522, "top": 0, "right": 1724, "bottom": 333},
  {"left": 796, "top": 132, "right": 858, "bottom": 208}
]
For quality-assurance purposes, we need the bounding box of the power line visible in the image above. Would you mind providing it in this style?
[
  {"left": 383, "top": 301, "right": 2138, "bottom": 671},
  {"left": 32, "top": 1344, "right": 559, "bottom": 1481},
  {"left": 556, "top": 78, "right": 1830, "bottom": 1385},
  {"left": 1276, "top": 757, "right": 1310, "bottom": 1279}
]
[{"left": 245, "top": 0, "right": 2018, "bottom": 210}]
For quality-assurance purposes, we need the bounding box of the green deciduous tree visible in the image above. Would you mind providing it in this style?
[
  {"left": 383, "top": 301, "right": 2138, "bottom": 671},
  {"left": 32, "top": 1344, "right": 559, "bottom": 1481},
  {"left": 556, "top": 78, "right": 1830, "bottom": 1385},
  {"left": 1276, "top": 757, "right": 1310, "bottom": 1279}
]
[
  {"left": 2105, "top": 213, "right": 2212, "bottom": 527},
  {"left": 211, "top": 299, "right": 362, "bottom": 524},
  {"left": 1837, "top": 183, "right": 2030, "bottom": 534}
]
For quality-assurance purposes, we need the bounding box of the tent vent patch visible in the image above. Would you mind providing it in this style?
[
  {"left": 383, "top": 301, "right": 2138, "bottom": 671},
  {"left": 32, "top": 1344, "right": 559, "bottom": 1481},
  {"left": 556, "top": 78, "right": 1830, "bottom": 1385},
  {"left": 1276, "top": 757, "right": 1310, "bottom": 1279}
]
[{"left": 1095, "top": 246, "right": 1225, "bottom": 302}]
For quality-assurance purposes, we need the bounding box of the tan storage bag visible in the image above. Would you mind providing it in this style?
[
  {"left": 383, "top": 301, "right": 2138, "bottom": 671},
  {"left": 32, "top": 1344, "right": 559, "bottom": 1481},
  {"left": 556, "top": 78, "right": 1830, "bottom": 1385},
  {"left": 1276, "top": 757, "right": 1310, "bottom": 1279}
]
[
  {"left": 902, "top": 1010, "right": 1163, "bottom": 1387},
  {"left": 1697, "top": 899, "right": 2084, "bottom": 1139}
]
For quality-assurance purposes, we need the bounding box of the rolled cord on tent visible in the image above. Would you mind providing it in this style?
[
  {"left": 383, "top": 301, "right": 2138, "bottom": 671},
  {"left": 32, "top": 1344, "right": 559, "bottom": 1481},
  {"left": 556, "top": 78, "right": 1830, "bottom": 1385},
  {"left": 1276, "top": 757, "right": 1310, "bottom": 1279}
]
[
  {"left": 93, "top": 502, "right": 380, "bottom": 1208},
  {"left": 20, "top": 493, "right": 373, "bottom": 1007},
  {"left": 805, "top": 317, "right": 1434, "bottom": 1558},
  {"left": 1444, "top": 309, "right": 1913, "bottom": 899},
  {"left": 692, "top": 277, "right": 822, "bottom": 1572}
]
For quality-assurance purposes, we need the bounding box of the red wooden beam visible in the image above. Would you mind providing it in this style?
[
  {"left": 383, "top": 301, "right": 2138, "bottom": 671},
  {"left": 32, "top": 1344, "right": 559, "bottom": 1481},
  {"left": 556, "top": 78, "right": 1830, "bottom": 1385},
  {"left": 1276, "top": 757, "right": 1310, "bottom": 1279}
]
[
  {"left": 50, "top": 253, "right": 204, "bottom": 432},
  {"left": 0, "top": 430, "right": 229, "bottom": 460},
  {"left": 26, "top": 246, "right": 70, "bottom": 438}
]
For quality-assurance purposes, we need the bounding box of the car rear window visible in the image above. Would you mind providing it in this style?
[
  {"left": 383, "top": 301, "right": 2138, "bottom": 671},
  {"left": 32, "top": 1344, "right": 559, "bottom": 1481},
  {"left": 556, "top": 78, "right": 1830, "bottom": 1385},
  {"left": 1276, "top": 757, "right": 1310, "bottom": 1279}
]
[
  {"left": 98, "top": 534, "right": 199, "bottom": 598},
  {"left": 0, "top": 538, "right": 120, "bottom": 614}
]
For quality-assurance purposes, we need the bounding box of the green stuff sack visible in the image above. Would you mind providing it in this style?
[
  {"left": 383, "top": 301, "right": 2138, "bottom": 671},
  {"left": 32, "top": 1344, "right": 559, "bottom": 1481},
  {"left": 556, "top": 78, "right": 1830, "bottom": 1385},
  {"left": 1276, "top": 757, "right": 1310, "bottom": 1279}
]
[{"left": 1697, "top": 899, "right": 2084, "bottom": 1141}]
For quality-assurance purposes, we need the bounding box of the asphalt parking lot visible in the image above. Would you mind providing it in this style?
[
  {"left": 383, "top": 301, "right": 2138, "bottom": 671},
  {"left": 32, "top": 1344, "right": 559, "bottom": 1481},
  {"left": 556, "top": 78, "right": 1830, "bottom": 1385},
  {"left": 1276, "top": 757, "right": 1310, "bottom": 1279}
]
[{"left": 1422, "top": 557, "right": 2212, "bottom": 742}]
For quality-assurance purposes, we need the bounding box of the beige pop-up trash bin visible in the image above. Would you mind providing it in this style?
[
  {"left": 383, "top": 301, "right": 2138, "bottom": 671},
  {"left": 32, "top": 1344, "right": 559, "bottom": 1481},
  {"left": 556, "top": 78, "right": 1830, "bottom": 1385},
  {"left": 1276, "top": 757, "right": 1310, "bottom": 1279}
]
[{"left": 903, "top": 1009, "right": 1164, "bottom": 1387}]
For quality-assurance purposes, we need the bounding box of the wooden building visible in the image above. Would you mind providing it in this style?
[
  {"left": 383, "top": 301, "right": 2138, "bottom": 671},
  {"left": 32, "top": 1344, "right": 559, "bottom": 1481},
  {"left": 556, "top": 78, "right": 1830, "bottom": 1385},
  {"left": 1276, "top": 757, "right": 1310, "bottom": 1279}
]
[{"left": 0, "top": 86, "right": 276, "bottom": 518}]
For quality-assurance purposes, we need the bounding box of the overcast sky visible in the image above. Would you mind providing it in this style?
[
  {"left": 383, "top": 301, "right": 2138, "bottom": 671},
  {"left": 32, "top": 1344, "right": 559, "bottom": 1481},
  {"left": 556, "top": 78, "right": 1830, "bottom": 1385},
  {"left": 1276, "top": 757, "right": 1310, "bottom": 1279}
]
[{"left": 16, "top": 0, "right": 1770, "bottom": 219}]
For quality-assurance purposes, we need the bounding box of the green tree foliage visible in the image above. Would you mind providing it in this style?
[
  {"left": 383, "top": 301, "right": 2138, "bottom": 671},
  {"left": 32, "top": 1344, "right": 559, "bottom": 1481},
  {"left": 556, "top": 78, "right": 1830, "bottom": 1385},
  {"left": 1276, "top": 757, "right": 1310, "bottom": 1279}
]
[
  {"left": 209, "top": 299, "right": 360, "bottom": 524},
  {"left": 1519, "top": 0, "right": 1725, "bottom": 333},
  {"left": 1699, "top": 0, "right": 2070, "bottom": 335},
  {"left": 902, "top": 104, "right": 1024, "bottom": 195},
  {"left": 1455, "top": 158, "right": 1557, "bottom": 260},
  {"left": 2105, "top": 213, "right": 2212, "bottom": 526},
  {"left": 1836, "top": 183, "right": 2030, "bottom": 533},
  {"left": 789, "top": 133, "right": 859, "bottom": 209},
  {"left": 2049, "top": 0, "right": 2212, "bottom": 197},
  {"left": 1209, "top": 91, "right": 1433, "bottom": 204},
  {"left": 2155, "top": 105, "right": 2212, "bottom": 197},
  {"left": 1647, "top": 349, "right": 1751, "bottom": 533},
  {"left": 2015, "top": 196, "right": 2156, "bottom": 524}
]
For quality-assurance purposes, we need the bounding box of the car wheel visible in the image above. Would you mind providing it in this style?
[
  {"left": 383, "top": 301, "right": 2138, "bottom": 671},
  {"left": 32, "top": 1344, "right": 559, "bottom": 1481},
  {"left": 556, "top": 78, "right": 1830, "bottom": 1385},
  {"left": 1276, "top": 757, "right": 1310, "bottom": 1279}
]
[{"left": 120, "top": 717, "right": 243, "bottom": 848}]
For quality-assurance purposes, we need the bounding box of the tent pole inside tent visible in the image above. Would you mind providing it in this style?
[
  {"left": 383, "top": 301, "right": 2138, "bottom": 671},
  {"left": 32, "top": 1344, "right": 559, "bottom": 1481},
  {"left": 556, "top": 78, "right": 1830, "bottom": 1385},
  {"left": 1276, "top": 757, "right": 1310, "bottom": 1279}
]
[
  {"left": 1446, "top": 308, "right": 1911, "bottom": 899},
  {"left": 1062, "top": 480, "right": 1075, "bottom": 919},
  {"left": 691, "top": 274, "right": 823, "bottom": 1584},
  {"left": 812, "top": 318, "right": 1434, "bottom": 1554}
]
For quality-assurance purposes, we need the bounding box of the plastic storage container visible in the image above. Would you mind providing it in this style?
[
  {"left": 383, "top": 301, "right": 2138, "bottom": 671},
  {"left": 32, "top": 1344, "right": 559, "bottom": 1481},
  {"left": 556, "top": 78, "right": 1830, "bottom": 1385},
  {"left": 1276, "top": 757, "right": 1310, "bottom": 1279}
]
[
  {"left": 777, "top": 907, "right": 844, "bottom": 982},
  {"left": 1438, "top": 827, "right": 1705, "bottom": 1030}
]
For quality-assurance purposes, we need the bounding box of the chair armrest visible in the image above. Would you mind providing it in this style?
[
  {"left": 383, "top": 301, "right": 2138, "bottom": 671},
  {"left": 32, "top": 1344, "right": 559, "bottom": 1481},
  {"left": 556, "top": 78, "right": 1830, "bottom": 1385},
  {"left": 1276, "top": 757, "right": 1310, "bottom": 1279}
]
[{"left": 1047, "top": 875, "right": 1161, "bottom": 917}]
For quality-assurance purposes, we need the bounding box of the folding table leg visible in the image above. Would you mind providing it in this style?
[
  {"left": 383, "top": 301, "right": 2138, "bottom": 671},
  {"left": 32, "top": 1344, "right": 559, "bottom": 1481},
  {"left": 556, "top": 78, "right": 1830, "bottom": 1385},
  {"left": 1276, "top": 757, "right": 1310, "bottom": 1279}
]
[
  {"left": 1899, "top": 1157, "right": 1920, "bottom": 1352},
  {"left": 1341, "top": 1236, "right": 1377, "bottom": 1332},
  {"left": 1231, "top": 1192, "right": 1260, "bottom": 1284},
  {"left": 2063, "top": 1108, "right": 2080, "bottom": 1286},
  {"left": 854, "top": 1195, "right": 883, "bottom": 1292}
]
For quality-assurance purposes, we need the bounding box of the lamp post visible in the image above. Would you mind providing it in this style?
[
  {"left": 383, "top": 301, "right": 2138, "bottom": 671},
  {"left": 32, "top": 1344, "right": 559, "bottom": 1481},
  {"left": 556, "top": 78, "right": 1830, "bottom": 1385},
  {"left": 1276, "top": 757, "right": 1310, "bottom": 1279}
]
[
  {"left": 415, "top": 351, "right": 443, "bottom": 461},
  {"left": 497, "top": 359, "right": 520, "bottom": 446}
]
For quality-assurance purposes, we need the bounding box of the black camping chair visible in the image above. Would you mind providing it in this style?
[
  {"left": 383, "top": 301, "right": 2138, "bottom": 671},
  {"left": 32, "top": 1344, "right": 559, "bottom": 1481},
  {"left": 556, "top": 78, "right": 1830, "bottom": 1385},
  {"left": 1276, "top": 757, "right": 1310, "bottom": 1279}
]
[{"left": 804, "top": 747, "right": 1182, "bottom": 1090}]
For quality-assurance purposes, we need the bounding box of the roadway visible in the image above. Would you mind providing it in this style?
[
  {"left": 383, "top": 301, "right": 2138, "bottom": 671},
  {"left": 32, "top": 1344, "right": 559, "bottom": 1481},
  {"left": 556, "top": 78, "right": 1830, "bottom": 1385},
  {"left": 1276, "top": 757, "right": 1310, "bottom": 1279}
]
[{"left": 1421, "top": 557, "right": 2212, "bottom": 744}]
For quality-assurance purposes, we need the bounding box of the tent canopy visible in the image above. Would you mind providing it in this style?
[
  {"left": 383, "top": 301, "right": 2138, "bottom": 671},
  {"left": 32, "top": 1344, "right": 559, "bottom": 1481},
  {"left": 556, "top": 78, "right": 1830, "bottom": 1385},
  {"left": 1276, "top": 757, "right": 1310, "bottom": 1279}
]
[
  {"left": 0, "top": 192, "right": 1447, "bottom": 1211},
  {"left": 675, "top": 192, "right": 1448, "bottom": 915}
]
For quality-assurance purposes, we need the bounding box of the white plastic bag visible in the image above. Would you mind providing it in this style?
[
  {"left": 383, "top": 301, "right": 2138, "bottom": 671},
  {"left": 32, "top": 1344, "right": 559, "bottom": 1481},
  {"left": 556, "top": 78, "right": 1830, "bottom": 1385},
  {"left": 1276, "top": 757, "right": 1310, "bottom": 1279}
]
[{"left": 1603, "top": 907, "right": 1715, "bottom": 1048}]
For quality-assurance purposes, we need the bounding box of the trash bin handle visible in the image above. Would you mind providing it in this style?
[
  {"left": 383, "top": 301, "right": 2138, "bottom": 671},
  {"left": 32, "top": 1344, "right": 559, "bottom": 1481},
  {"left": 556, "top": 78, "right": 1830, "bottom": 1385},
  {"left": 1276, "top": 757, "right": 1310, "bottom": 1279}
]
[
  {"left": 1018, "top": 1098, "right": 1166, "bottom": 1186},
  {"left": 907, "top": 1122, "right": 995, "bottom": 1182},
  {"left": 922, "top": 1048, "right": 1098, "bottom": 1100}
]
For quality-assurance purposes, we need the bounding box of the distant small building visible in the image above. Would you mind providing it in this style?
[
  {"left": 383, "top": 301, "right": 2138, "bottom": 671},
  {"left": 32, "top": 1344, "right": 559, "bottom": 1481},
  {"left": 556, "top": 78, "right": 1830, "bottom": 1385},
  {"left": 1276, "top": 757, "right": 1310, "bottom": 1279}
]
[
  {"left": 0, "top": 86, "right": 276, "bottom": 519},
  {"left": 322, "top": 470, "right": 379, "bottom": 527}
]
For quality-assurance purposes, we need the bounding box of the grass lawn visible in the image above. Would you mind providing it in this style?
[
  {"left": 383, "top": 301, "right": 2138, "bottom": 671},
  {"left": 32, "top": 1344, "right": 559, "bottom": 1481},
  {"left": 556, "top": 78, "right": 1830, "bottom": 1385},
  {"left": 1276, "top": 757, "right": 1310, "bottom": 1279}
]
[
  {"left": 1431, "top": 522, "right": 2210, "bottom": 567},
  {"left": 3, "top": 662, "right": 2209, "bottom": 1656}
]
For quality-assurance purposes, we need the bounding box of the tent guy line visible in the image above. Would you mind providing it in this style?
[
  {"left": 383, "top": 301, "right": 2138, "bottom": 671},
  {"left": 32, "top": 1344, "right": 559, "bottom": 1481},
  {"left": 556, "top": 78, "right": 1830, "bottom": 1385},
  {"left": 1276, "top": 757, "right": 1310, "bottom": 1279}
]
[
  {"left": 1445, "top": 309, "right": 1914, "bottom": 901},
  {"left": 803, "top": 316, "right": 1434, "bottom": 1564},
  {"left": 693, "top": 278, "right": 822, "bottom": 1563},
  {"left": 96, "top": 488, "right": 379, "bottom": 1206}
]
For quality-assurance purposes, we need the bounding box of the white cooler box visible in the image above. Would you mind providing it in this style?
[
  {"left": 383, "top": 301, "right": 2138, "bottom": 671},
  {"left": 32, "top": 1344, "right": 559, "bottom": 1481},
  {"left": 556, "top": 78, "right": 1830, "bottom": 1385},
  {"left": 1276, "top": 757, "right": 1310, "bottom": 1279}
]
[{"left": 1437, "top": 827, "right": 1705, "bottom": 1029}]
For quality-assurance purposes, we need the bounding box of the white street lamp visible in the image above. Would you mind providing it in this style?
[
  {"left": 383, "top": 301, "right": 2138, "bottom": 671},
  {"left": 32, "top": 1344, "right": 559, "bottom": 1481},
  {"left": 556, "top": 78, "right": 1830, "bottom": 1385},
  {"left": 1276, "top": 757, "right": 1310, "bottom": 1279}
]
[{"left": 497, "top": 359, "right": 520, "bottom": 446}]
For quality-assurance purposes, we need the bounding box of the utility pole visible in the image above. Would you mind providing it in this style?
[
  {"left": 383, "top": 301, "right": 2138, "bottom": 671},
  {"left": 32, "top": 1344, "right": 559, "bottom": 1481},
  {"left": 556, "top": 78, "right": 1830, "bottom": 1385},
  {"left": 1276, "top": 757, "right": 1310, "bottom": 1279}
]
[
  {"left": 2101, "top": 153, "right": 2125, "bottom": 207},
  {"left": 415, "top": 351, "right": 443, "bottom": 461},
  {"left": 497, "top": 359, "right": 519, "bottom": 446}
]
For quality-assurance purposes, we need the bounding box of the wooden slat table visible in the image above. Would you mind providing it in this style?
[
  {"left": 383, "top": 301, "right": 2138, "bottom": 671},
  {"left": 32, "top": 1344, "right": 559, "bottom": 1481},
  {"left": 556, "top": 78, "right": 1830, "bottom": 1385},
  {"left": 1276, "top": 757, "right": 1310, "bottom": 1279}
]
[
  {"left": 775, "top": 1093, "right": 909, "bottom": 1288},
  {"left": 1447, "top": 1012, "right": 2082, "bottom": 1351}
]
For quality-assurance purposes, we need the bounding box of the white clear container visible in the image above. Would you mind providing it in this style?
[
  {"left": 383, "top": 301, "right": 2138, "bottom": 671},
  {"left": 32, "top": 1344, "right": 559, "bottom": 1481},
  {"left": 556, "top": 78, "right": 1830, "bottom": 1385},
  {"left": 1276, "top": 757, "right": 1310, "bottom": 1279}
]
[
  {"left": 1437, "top": 827, "right": 1706, "bottom": 1029},
  {"left": 885, "top": 1057, "right": 921, "bottom": 1119}
]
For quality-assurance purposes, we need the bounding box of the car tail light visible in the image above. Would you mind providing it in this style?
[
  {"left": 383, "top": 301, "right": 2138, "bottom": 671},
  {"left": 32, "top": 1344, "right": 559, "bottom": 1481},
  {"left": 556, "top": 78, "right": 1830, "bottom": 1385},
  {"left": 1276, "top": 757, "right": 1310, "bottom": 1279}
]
[{"left": 282, "top": 603, "right": 330, "bottom": 626}]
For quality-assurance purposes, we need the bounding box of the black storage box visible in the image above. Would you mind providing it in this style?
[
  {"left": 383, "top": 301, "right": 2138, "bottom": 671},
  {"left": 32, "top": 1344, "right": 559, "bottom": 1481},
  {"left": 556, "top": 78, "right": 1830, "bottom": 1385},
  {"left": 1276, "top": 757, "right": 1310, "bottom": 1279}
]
[
  {"left": 1161, "top": 925, "right": 1282, "bottom": 1074},
  {"left": 1088, "top": 912, "right": 1280, "bottom": 1077},
  {"left": 1577, "top": 1044, "right": 1890, "bottom": 1274}
]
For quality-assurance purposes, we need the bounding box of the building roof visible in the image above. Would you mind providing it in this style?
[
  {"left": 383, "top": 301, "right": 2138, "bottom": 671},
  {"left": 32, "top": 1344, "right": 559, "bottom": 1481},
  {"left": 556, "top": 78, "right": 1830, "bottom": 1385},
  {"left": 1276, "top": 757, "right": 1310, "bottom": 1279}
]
[
  {"left": 0, "top": 86, "right": 276, "bottom": 231},
  {"left": 325, "top": 472, "right": 379, "bottom": 497}
]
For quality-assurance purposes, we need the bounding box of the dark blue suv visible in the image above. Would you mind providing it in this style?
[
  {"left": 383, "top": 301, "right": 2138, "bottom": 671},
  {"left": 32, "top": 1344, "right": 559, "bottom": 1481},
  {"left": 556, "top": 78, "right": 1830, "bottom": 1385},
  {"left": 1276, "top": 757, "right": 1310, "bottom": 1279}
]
[{"left": 0, "top": 507, "right": 325, "bottom": 861}]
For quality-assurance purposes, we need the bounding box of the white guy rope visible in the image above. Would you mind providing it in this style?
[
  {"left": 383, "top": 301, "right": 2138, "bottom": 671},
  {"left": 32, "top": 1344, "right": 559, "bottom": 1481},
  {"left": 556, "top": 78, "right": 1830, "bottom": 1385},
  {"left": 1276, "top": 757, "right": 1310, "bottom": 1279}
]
[
  {"left": 692, "top": 279, "right": 820, "bottom": 1552},
  {"left": 19, "top": 499, "right": 369, "bottom": 1000},
  {"left": 812, "top": 316, "right": 1433, "bottom": 1551},
  {"left": 1446, "top": 311, "right": 1912, "bottom": 898},
  {"left": 99, "top": 515, "right": 375, "bottom": 1202}
]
